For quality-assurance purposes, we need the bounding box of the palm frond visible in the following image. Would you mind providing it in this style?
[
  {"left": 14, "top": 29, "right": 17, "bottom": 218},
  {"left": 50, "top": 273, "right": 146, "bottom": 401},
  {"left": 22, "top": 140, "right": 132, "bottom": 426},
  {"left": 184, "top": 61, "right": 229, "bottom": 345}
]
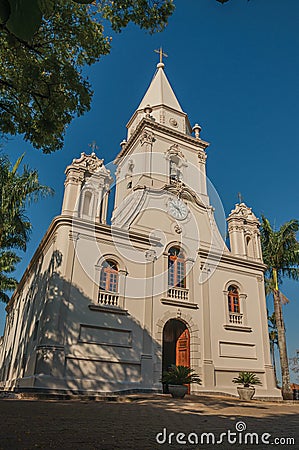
[
  {"left": 279, "top": 291, "right": 290, "bottom": 305},
  {"left": 0, "top": 154, "right": 53, "bottom": 303}
]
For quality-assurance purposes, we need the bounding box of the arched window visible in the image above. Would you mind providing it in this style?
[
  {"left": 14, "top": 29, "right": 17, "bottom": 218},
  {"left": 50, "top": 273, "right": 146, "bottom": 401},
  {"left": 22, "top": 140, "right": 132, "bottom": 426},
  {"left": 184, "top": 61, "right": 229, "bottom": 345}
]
[
  {"left": 246, "top": 235, "right": 255, "bottom": 258},
  {"left": 168, "top": 247, "right": 186, "bottom": 288},
  {"left": 99, "top": 260, "right": 118, "bottom": 292},
  {"left": 82, "top": 191, "right": 92, "bottom": 216},
  {"left": 169, "top": 156, "right": 182, "bottom": 183},
  {"left": 227, "top": 285, "right": 240, "bottom": 313}
]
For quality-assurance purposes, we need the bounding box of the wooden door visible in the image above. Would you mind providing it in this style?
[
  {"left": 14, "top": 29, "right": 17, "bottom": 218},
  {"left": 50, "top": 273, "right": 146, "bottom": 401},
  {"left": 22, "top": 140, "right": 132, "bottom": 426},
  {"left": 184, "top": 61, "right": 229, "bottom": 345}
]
[
  {"left": 176, "top": 328, "right": 190, "bottom": 393},
  {"left": 176, "top": 328, "right": 190, "bottom": 366}
]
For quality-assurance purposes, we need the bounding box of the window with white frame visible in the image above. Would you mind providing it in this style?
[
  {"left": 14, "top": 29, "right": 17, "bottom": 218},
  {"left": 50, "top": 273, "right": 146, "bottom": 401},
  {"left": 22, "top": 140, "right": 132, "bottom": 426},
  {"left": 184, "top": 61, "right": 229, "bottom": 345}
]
[{"left": 223, "top": 283, "right": 248, "bottom": 328}]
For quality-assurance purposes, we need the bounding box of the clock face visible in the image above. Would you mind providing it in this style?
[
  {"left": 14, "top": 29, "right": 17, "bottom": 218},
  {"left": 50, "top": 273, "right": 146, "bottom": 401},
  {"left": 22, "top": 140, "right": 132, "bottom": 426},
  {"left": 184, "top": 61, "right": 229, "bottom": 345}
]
[{"left": 168, "top": 198, "right": 188, "bottom": 220}]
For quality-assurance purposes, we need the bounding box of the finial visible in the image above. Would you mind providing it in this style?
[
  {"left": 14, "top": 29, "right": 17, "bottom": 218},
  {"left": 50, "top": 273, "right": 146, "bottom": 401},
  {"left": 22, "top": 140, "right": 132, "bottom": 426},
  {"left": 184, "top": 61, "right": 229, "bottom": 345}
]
[
  {"left": 120, "top": 139, "right": 127, "bottom": 150},
  {"left": 192, "top": 123, "right": 202, "bottom": 139},
  {"left": 237, "top": 192, "right": 243, "bottom": 203},
  {"left": 88, "top": 140, "right": 98, "bottom": 154},
  {"left": 154, "top": 47, "right": 168, "bottom": 68},
  {"left": 144, "top": 104, "right": 152, "bottom": 118}
]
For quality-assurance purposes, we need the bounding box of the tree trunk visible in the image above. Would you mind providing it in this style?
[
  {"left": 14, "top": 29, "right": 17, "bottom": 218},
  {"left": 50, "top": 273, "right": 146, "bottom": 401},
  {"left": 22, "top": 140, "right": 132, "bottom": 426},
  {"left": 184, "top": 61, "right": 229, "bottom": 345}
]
[
  {"left": 273, "top": 289, "right": 292, "bottom": 399},
  {"left": 270, "top": 340, "right": 277, "bottom": 386}
]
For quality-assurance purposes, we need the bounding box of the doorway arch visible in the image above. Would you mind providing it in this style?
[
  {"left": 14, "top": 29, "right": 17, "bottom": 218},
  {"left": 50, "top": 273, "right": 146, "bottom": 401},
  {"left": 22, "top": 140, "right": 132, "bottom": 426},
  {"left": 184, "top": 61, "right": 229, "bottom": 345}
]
[{"left": 162, "top": 319, "right": 190, "bottom": 392}]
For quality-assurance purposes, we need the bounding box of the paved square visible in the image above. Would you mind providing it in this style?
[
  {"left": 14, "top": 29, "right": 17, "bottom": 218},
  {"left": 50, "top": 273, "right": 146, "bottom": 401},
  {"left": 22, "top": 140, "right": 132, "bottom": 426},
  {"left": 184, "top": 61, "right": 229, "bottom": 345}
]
[{"left": 0, "top": 395, "right": 298, "bottom": 449}]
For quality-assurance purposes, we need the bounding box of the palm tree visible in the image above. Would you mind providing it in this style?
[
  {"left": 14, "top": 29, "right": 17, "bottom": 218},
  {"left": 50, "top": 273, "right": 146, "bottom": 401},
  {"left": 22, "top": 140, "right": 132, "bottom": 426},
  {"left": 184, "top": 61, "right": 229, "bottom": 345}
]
[
  {"left": 0, "top": 154, "right": 53, "bottom": 302},
  {"left": 261, "top": 216, "right": 299, "bottom": 399}
]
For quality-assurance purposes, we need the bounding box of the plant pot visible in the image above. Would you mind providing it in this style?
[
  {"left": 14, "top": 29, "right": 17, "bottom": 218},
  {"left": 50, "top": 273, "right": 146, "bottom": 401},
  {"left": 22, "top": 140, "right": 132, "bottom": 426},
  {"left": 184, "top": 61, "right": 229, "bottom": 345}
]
[
  {"left": 237, "top": 386, "right": 255, "bottom": 401},
  {"left": 168, "top": 385, "right": 188, "bottom": 399}
]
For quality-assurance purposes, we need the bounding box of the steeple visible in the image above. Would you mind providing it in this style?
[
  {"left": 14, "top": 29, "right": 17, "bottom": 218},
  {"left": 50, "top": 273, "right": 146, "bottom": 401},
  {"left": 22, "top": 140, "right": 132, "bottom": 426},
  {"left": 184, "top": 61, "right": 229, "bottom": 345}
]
[
  {"left": 126, "top": 59, "right": 191, "bottom": 138},
  {"left": 137, "top": 62, "right": 183, "bottom": 113}
]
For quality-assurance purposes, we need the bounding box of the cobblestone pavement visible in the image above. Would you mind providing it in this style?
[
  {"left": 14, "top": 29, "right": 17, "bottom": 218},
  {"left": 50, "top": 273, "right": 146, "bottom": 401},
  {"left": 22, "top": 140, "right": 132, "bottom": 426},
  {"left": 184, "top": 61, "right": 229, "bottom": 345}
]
[{"left": 0, "top": 395, "right": 298, "bottom": 450}]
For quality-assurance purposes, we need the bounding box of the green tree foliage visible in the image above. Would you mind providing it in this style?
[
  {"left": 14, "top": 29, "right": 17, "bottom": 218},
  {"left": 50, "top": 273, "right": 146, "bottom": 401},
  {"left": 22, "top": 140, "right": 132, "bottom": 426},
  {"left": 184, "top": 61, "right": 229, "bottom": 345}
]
[
  {"left": 0, "top": 0, "right": 174, "bottom": 153},
  {"left": 261, "top": 216, "right": 299, "bottom": 399},
  {"left": 0, "top": 0, "right": 94, "bottom": 42},
  {"left": 0, "top": 154, "right": 52, "bottom": 302}
]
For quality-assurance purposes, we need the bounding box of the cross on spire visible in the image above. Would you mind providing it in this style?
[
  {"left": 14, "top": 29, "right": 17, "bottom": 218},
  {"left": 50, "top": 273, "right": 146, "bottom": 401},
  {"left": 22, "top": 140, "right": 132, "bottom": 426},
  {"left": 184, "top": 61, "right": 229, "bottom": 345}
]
[
  {"left": 154, "top": 47, "right": 168, "bottom": 64},
  {"left": 89, "top": 140, "right": 99, "bottom": 153}
]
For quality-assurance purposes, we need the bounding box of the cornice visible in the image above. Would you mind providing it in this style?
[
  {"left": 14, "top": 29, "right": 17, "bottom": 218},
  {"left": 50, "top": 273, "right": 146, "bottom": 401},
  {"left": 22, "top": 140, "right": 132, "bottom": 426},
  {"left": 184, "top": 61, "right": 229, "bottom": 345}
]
[
  {"left": 132, "top": 183, "right": 207, "bottom": 210},
  {"left": 114, "top": 118, "right": 209, "bottom": 164},
  {"left": 7, "top": 215, "right": 161, "bottom": 311},
  {"left": 126, "top": 104, "right": 189, "bottom": 129},
  {"left": 198, "top": 248, "right": 267, "bottom": 272},
  {"left": 7, "top": 215, "right": 68, "bottom": 310},
  {"left": 70, "top": 217, "right": 161, "bottom": 247}
]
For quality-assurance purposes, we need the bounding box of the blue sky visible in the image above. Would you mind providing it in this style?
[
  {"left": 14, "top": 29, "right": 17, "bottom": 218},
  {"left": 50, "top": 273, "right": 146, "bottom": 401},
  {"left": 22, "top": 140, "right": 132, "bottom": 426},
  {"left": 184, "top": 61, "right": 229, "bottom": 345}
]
[{"left": 1, "top": 0, "right": 299, "bottom": 381}]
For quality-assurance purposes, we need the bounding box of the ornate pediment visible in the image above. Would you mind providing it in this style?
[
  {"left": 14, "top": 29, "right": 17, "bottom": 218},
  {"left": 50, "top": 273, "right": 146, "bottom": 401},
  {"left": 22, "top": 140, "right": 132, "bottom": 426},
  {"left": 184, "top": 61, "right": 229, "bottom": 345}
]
[
  {"left": 165, "top": 143, "right": 186, "bottom": 165},
  {"left": 66, "top": 152, "right": 111, "bottom": 177},
  {"left": 227, "top": 203, "right": 259, "bottom": 224},
  {"left": 164, "top": 182, "right": 206, "bottom": 209}
]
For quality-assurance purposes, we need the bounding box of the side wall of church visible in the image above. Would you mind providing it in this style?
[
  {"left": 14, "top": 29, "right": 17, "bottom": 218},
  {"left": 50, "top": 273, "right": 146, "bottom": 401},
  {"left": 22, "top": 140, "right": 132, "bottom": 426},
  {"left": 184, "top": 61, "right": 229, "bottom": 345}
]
[{"left": 0, "top": 219, "right": 66, "bottom": 390}]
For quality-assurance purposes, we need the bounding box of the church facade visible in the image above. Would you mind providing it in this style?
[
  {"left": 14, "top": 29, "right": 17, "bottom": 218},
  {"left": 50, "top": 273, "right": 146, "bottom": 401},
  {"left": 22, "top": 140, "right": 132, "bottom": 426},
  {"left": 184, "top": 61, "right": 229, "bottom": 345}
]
[{"left": 0, "top": 60, "right": 281, "bottom": 398}]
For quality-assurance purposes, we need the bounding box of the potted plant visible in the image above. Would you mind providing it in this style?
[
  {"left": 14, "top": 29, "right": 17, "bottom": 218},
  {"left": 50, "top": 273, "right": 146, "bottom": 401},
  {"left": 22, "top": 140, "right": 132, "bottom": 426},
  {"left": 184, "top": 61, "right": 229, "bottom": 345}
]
[
  {"left": 232, "top": 371, "right": 262, "bottom": 400},
  {"left": 161, "top": 365, "right": 201, "bottom": 398}
]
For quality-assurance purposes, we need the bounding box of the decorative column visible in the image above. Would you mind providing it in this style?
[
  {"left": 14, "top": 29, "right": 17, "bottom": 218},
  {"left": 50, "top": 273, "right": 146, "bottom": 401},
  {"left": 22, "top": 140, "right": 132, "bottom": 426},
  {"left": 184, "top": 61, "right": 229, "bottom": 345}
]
[
  {"left": 140, "top": 130, "right": 155, "bottom": 178},
  {"left": 101, "top": 182, "right": 111, "bottom": 224},
  {"left": 185, "top": 257, "right": 195, "bottom": 302},
  {"left": 198, "top": 152, "right": 208, "bottom": 196},
  {"left": 61, "top": 167, "right": 84, "bottom": 216},
  {"left": 118, "top": 269, "right": 128, "bottom": 309},
  {"left": 95, "top": 180, "right": 104, "bottom": 223},
  {"left": 239, "top": 293, "right": 248, "bottom": 326}
]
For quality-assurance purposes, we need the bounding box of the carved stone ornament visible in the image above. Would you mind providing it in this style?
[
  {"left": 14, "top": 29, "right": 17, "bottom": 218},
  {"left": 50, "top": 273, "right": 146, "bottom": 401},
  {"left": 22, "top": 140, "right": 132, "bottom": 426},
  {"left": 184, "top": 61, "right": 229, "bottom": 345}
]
[
  {"left": 145, "top": 249, "right": 157, "bottom": 262},
  {"left": 66, "top": 152, "right": 111, "bottom": 177},
  {"left": 169, "top": 117, "right": 178, "bottom": 127},
  {"left": 160, "top": 111, "right": 166, "bottom": 124},
  {"left": 198, "top": 152, "right": 207, "bottom": 164},
  {"left": 227, "top": 202, "right": 260, "bottom": 226},
  {"left": 128, "top": 159, "right": 135, "bottom": 173},
  {"left": 140, "top": 130, "right": 155, "bottom": 146},
  {"left": 174, "top": 224, "right": 182, "bottom": 234},
  {"left": 166, "top": 143, "right": 186, "bottom": 163},
  {"left": 64, "top": 171, "right": 84, "bottom": 186}
]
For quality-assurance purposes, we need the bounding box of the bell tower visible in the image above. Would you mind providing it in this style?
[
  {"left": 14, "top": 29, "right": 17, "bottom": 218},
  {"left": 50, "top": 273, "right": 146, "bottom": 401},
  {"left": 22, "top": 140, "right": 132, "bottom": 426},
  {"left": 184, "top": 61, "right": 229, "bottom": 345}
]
[
  {"left": 111, "top": 58, "right": 210, "bottom": 229},
  {"left": 227, "top": 202, "right": 263, "bottom": 261},
  {"left": 61, "top": 152, "right": 113, "bottom": 223}
]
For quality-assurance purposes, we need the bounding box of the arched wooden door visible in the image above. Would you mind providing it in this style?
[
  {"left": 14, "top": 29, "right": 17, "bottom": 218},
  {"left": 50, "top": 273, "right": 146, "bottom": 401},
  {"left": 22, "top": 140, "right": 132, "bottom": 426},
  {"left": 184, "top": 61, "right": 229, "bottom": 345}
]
[
  {"left": 176, "top": 328, "right": 190, "bottom": 393},
  {"left": 162, "top": 319, "right": 190, "bottom": 393},
  {"left": 176, "top": 328, "right": 190, "bottom": 367}
]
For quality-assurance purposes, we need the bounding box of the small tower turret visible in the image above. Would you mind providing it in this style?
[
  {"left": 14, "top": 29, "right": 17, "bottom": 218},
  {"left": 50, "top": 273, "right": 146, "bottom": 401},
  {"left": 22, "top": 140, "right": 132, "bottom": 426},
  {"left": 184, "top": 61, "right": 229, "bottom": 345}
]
[
  {"left": 227, "top": 202, "right": 263, "bottom": 261},
  {"left": 61, "top": 152, "right": 113, "bottom": 223}
]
